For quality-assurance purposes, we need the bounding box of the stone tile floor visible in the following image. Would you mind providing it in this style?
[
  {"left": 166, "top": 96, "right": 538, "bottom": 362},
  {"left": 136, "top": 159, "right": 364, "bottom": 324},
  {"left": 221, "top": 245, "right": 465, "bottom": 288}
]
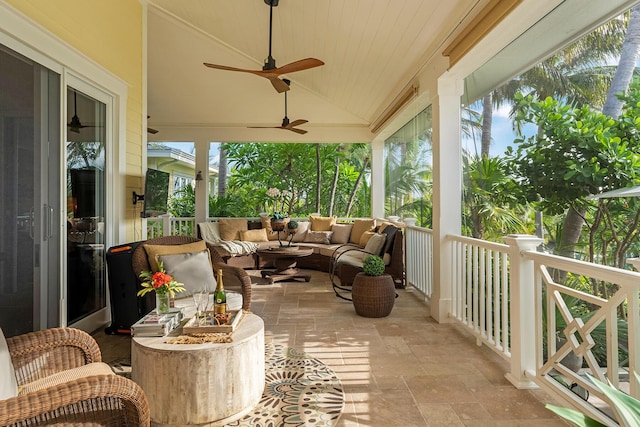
[{"left": 93, "top": 269, "right": 567, "bottom": 426}]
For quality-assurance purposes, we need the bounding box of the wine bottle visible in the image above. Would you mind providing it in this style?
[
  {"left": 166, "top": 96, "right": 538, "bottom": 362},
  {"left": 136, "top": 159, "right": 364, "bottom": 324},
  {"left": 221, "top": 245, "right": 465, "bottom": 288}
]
[{"left": 214, "top": 269, "right": 227, "bottom": 314}]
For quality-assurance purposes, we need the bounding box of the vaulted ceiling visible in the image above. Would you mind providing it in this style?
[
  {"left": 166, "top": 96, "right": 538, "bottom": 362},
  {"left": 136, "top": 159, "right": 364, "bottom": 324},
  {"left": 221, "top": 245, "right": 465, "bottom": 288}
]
[
  {"left": 145, "top": 0, "right": 640, "bottom": 144},
  {"left": 146, "top": 0, "right": 492, "bottom": 143}
]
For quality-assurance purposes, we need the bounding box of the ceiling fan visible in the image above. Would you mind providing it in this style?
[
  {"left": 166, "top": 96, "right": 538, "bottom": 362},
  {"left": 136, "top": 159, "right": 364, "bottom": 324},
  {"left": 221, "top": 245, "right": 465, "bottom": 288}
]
[
  {"left": 249, "top": 79, "right": 308, "bottom": 134},
  {"left": 67, "top": 90, "right": 98, "bottom": 134},
  {"left": 203, "top": 0, "right": 324, "bottom": 93}
]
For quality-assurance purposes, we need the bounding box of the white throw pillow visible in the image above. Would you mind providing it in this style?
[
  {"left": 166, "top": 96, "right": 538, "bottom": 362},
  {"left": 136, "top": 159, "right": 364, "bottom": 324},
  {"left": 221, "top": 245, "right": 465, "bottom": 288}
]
[
  {"left": 331, "top": 223, "right": 353, "bottom": 244},
  {"left": 0, "top": 328, "right": 18, "bottom": 400},
  {"left": 363, "top": 233, "right": 386, "bottom": 256},
  {"left": 158, "top": 250, "right": 216, "bottom": 295},
  {"left": 291, "top": 221, "right": 310, "bottom": 243}
]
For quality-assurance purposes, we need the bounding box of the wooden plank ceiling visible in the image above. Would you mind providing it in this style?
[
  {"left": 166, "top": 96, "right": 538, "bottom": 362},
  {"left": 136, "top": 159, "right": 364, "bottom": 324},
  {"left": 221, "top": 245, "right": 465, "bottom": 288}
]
[{"left": 146, "top": 0, "right": 488, "bottom": 142}]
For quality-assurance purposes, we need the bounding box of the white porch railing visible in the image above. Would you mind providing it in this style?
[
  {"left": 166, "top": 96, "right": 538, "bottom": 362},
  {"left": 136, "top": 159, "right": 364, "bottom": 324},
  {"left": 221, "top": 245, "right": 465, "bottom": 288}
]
[
  {"left": 449, "top": 235, "right": 511, "bottom": 361},
  {"left": 404, "top": 222, "right": 433, "bottom": 298},
  {"left": 145, "top": 216, "right": 384, "bottom": 239},
  {"left": 403, "top": 225, "right": 640, "bottom": 426},
  {"left": 146, "top": 216, "right": 196, "bottom": 238}
]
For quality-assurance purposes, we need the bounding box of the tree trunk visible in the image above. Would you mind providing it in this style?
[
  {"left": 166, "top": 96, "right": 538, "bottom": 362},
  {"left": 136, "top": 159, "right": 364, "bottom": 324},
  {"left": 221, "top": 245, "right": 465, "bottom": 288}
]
[
  {"left": 315, "top": 144, "right": 321, "bottom": 213},
  {"left": 481, "top": 94, "right": 493, "bottom": 157},
  {"left": 217, "top": 144, "right": 227, "bottom": 198},
  {"left": 345, "top": 157, "right": 369, "bottom": 217},
  {"left": 602, "top": 5, "right": 640, "bottom": 118},
  {"left": 559, "top": 205, "right": 585, "bottom": 259},
  {"left": 328, "top": 153, "right": 340, "bottom": 217}
]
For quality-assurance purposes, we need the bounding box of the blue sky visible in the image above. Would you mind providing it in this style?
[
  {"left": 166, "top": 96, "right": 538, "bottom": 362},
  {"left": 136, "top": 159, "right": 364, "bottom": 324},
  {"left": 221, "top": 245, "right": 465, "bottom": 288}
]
[{"left": 462, "top": 104, "right": 538, "bottom": 158}]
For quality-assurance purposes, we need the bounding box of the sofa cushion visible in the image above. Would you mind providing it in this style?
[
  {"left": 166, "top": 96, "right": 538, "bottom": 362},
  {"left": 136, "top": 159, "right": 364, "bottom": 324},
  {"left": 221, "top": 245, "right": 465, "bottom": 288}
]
[
  {"left": 0, "top": 328, "right": 18, "bottom": 400},
  {"left": 240, "top": 228, "right": 269, "bottom": 242},
  {"left": 218, "top": 218, "right": 248, "bottom": 241},
  {"left": 291, "top": 221, "right": 310, "bottom": 243},
  {"left": 304, "top": 230, "right": 333, "bottom": 244},
  {"left": 363, "top": 233, "right": 386, "bottom": 256},
  {"left": 337, "top": 253, "right": 366, "bottom": 267},
  {"left": 144, "top": 240, "right": 207, "bottom": 272},
  {"left": 331, "top": 223, "right": 353, "bottom": 244},
  {"left": 359, "top": 231, "right": 376, "bottom": 247},
  {"left": 198, "top": 222, "right": 222, "bottom": 243},
  {"left": 19, "top": 362, "right": 114, "bottom": 395},
  {"left": 349, "top": 219, "right": 376, "bottom": 244},
  {"left": 158, "top": 250, "right": 216, "bottom": 295},
  {"left": 310, "top": 215, "right": 336, "bottom": 231},
  {"left": 319, "top": 244, "right": 353, "bottom": 258}
]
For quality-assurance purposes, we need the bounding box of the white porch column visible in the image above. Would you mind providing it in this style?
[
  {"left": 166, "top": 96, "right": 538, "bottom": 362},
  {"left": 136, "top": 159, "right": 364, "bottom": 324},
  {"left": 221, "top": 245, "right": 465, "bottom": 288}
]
[
  {"left": 371, "top": 138, "right": 385, "bottom": 219},
  {"left": 194, "top": 139, "right": 210, "bottom": 226},
  {"left": 503, "top": 234, "right": 543, "bottom": 389},
  {"left": 431, "top": 76, "right": 463, "bottom": 323}
]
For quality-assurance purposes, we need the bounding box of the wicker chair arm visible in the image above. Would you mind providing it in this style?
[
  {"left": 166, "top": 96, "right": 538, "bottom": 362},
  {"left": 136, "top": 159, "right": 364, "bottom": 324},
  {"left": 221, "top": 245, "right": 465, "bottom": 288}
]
[
  {"left": 0, "top": 374, "right": 150, "bottom": 427},
  {"left": 7, "top": 328, "right": 102, "bottom": 385}
]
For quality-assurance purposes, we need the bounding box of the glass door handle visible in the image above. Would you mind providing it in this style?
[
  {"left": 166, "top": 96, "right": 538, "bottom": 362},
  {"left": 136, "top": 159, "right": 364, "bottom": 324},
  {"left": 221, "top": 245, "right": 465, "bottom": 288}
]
[
  {"left": 43, "top": 204, "right": 54, "bottom": 241},
  {"left": 28, "top": 207, "right": 35, "bottom": 240}
]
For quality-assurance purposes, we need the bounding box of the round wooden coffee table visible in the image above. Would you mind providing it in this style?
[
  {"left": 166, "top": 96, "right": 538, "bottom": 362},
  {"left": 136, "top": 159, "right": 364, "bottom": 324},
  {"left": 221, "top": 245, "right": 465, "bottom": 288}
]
[
  {"left": 257, "top": 246, "right": 313, "bottom": 283},
  {"left": 131, "top": 313, "right": 265, "bottom": 426}
]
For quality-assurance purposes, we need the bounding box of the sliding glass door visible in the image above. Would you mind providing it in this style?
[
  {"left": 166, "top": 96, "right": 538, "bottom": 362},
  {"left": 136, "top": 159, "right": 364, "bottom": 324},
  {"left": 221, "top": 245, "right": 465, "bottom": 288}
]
[
  {"left": 65, "top": 87, "right": 107, "bottom": 327},
  {"left": 0, "top": 45, "right": 61, "bottom": 337}
]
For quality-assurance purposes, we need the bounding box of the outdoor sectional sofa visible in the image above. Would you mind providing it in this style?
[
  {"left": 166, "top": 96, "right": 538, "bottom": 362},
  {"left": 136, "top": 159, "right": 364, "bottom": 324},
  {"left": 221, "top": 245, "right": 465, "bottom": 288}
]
[{"left": 198, "top": 216, "right": 405, "bottom": 288}]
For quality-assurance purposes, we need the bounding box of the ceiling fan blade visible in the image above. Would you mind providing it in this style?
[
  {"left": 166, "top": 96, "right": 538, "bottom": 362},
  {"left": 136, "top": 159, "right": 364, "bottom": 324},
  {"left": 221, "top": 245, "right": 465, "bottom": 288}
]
[
  {"left": 205, "top": 62, "right": 291, "bottom": 92},
  {"left": 269, "top": 77, "right": 291, "bottom": 93},
  {"left": 203, "top": 63, "right": 261, "bottom": 73},
  {"left": 248, "top": 125, "right": 280, "bottom": 129},
  {"left": 288, "top": 119, "right": 308, "bottom": 127},
  {"left": 287, "top": 127, "right": 308, "bottom": 135},
  {"left": 148, "top": 127, "right": 159, "bottom": 134},
  {"left": 274, "top": 58, "right": 324, "bottom": 75}
]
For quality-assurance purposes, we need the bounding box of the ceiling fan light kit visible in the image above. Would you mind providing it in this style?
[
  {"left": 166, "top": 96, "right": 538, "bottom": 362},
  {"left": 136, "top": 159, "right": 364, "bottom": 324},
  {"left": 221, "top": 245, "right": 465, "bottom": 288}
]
[{"left": 203, "top": 0, "right": 324, "bottom": 93}]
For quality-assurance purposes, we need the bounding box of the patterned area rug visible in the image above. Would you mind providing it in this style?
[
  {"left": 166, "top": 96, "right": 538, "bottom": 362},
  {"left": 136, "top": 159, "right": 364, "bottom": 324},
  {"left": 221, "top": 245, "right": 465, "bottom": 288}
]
[{"left": 110, "top": 344, "right": 344, "bottom": 427}]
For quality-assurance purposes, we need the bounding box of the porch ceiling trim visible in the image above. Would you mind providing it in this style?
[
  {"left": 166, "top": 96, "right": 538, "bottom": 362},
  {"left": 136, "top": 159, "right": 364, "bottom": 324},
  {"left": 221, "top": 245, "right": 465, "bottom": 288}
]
[{"left": 443, "top": 0, "right": 523, "bottom": 66}]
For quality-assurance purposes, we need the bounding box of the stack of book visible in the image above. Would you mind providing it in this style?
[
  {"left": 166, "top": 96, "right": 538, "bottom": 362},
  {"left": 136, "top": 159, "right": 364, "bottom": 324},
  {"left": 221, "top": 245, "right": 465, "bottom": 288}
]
[{"left": 131, "top": 308, "right": 183, "bottom": 337}]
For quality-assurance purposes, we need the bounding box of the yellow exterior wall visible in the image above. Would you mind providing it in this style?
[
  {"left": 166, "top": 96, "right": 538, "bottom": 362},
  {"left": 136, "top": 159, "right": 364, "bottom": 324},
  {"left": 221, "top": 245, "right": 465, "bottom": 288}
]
[{"left": 6, "top": 0, "right": 144, "bottom": 242}]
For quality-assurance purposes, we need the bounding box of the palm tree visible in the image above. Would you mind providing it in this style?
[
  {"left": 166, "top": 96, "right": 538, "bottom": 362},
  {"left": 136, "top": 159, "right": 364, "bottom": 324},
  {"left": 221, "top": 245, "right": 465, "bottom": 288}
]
[
  {"left": 603, "top": 5, "right": 640, "bottom": 118},
  {"left": 217, "top": 144, "right": 227, "bottom": 199},
  {"left": 463, "top": 155, "right": 527, "bottom": 240},
  {"left": 344, "top": 144, "right": 371, "bottom": 217}
]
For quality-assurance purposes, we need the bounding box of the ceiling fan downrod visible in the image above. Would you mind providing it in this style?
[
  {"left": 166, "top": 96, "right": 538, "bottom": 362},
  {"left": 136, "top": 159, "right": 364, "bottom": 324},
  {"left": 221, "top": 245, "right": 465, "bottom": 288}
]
[
  {"left": 263, "top": 0, "right": 279, "bottom": 71},
  {"left": 281, "top": 78, "right": 290, "bottom": 126}
]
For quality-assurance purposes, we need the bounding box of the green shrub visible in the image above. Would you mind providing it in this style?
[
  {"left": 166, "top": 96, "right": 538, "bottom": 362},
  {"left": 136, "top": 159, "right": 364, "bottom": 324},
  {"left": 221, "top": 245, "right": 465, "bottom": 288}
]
[{"left": 363, "top": 255, "right": 385, "bottom": 276}]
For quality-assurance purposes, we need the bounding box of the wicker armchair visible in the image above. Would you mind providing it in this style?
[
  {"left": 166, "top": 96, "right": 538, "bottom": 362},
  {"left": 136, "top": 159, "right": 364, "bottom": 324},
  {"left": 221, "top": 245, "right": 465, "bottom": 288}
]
[
  {"left": 131, "top": 235, "right": 252, "bottom": 310},
  {"left": 0, "top": 327, "right": 149, "bottom": 426}
]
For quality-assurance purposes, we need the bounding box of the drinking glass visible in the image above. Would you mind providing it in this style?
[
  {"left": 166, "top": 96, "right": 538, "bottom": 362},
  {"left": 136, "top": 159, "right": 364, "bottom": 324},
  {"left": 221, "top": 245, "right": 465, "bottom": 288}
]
[{"left": 192, "top": 289, "right": 209, "bottom": 324}]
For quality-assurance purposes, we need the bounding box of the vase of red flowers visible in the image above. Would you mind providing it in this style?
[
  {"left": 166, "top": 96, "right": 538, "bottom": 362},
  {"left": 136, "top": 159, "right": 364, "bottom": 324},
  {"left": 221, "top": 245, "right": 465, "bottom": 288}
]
[{"left": 137, "top": 262, "right": 185, "bottom": 313}]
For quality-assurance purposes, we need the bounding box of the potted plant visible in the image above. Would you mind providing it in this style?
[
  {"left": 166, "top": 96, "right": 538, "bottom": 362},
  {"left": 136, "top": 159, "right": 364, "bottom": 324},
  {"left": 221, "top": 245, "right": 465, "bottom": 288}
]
[
  {"left": 285, "top": 220, "right": 299, "bottom": 247},
  {"left": 137, "top": 262, "right": 186, "bottom": 313},
  {"left": 351, "top": 255, "right": 396, "bottom": 317}
]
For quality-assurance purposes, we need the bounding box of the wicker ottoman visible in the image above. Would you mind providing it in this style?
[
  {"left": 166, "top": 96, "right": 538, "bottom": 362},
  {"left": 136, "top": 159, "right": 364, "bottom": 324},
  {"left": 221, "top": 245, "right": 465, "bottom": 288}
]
[{"left": 351, "top": 273, "right": 396, "bottom": 317}]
